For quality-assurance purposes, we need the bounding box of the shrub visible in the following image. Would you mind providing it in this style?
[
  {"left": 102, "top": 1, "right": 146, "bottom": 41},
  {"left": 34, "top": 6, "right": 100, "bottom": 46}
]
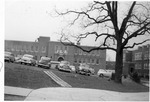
[
  {"left": 131, "top": 72, "right": 141, "bottom": 83},
  {"left": 111, "top": 73, "right": 115, "bottom": 80}
]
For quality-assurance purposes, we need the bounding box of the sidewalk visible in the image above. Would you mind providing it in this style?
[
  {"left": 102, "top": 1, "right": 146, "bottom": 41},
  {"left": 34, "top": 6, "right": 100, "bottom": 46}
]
[
  {"left": 5, "top": 86, "right": 33, "bottom": 97},
  {"left": 5, "top": 86, "right": 149, "bottom": 101}
]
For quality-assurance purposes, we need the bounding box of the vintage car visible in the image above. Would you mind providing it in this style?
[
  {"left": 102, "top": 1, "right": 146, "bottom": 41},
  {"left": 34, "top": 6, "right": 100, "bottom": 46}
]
[
  {"left": 58, "top": 61, "right": 72, "bottom": 72},
  {"left": 37, "top": 56, "right": 51, "bottom": 69},
  {"left": 50, "top": 61, "right": 60, "bottom": 69},
  {"left": 14, "top": 55, "right": 23, "bottom": 64},
  {"left": 97, "top": 69, "right": 115, "bottom": 78},
  {"left": 76, "top": 63, "right": 92, "bottom": 76},
  {"left": 20, "top": 54, "right": 36, "bottom": 66},
  {"left": 4, "top": 51, "right": 15, "bottom": 63}
]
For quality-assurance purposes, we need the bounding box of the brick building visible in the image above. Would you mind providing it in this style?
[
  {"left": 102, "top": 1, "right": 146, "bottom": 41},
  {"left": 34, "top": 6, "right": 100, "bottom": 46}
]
[
  {"left": 132, "top": 44, "right": 150, "bottom": 78},
  {"left": 5, "top": 36, "right": 106, "bottom": 73}
]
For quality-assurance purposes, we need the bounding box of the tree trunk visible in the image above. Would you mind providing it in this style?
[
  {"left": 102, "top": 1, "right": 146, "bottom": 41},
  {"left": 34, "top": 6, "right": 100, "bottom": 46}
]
[{"left": 114, "top": 45, "right": 123, "bottom": 83}]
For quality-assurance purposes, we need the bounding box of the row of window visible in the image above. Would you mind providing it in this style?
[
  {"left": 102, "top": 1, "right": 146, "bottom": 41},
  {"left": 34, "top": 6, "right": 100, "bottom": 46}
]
[
  {"left": 74, "top": 49, "right": 101, "bottom": 56},
  {"left": 134, "top": 52, "right": 142, "bottom": 60},
  {"left": 135, "top": 63, "right": 150, "bottom": 69},
  {"left": 6, "top": 45, "right": 46, "bottom": 53},
  {"left": 55, "top": 46, "right": 68, "bottom": 54},
  {"left": 74, "top": 58, "right": 101, "bottom": 65},
  {"left": 134, "top": 51, "right": 150, "bottom": 61}
]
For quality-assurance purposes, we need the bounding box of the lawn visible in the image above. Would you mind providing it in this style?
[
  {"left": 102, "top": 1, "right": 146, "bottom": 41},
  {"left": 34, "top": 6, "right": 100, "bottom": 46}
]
[
  {"left": 5, "top": 62, "right": 149, "bottom": 93},
  {"left": 52, "top": 70, "right": 149, "bottom": 93},
  {"left": 5, "top": 63, "right": 60, "bottom": 89}
]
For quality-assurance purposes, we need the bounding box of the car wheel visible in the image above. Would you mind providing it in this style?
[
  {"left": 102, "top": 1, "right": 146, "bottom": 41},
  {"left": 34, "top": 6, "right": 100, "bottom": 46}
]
[{"left": 99, "top": 74, "right": 104, "bottom": 77}]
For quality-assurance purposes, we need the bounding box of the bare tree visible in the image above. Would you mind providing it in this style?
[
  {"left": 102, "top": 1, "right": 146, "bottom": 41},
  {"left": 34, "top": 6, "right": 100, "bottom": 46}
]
[{"left": 55, "top": 1, "right": 150, "bottom": 83}]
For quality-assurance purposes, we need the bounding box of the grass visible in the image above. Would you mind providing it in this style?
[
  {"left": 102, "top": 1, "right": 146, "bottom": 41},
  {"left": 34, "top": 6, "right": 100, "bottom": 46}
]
[
  {"left": 5, "top": 63, "right": 60, "bottom": 89},
  {"left": 5, "top": 62, "right": 149, "bottom": 93},
  {"left": 52, "top": 70, "right": 149, "bottom": 93}
]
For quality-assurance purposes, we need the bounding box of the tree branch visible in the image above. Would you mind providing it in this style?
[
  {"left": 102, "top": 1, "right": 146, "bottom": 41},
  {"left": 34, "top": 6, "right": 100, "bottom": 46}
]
[
  {"left": 60, "top": 32, "right": 116, "bottom": 52},
  {"left": 124, "top": 39, "right": 150, "bottom": 49}
]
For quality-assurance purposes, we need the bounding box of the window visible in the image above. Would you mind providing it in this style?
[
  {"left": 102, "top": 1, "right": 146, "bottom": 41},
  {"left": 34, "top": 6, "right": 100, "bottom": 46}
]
[
  {"left": 144, "top": 51, "right": 148, "bottom": 60},
  {"left": 42, "top": 46, "right": 46, "bottom": 53},
  {"left": 78, "top": 59, "right": 81, "bottom": 63},
  {"left": 64, "top": 46, "right": 68, "bottom": 51},
  {"left": 55, "top": 45, "right": 58, "bottom": 53},
  {"left": 135, "top": 52, "right": 142, "bottom": 60},
  {"left": 144, "top": 63, "right": 149, "bottom": 69},
  {"left": 79, "top": 49, "right": 82, "bottom": 55},
  {"left": 92, "top": 51, "right": 95, "bottom": 56},
  {"left": 82, "top": 59, "right": 85, "bottom": 63},
  {"left": 21, "top": 46, "right": 24, "bottom": 52},
  {"left": 35, "top": 46, "right": 39, "bottom": 52},
  {"left": 75, "top": 48, "right": 78, "bottom": 55},
  {"left": 135, "top": 63, "right": 142, "bottom": 69},
  {"left": 64, "top": 46, "right": 68, "bottom": 54},
  {"left": 16, "top": 45, "right": 18, "bottom": 51},
  {"left": 31, "top": 46, "right": 34, "bottom": 52},
  {"left": 96, "top": 50, "right": 99, "bottom": 56},
  {"left": 11, "top": 45, "right": 14, "bottom": 51},
  {"left": 92, "top": 59, "right": 95, "bottom": 64},
  {"left": 23, "top": 45, "right": 26, "bottom": 52},
  {"left": 14, "top": 45, "right": 16, "bottom": 51},
  {"left": 26, "top": 46, "right": 29, "bottom": 52},
  {"left": 85, "top": 59, "right": 88, "bottom": 64},
  {"left": 74, "top": 58, "right": 77, "bottom": 63},
  {"left": 6, "top": 45, "right": 10, "bottom": 51},
  {"left": 96, "top": 59, "right": 99, "bottom": 65},
  {"left": 88, "top": 59, "right": 90, "bottom": 64}
]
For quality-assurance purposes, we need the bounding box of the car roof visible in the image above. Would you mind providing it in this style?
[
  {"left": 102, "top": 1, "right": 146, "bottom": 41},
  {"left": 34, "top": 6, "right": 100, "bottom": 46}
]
[
  {"left": 41, "top": 56, "right": 51, "bottom": 60},
  {"left": 5, "top": 51, "right": 12, "bottom": 54}
]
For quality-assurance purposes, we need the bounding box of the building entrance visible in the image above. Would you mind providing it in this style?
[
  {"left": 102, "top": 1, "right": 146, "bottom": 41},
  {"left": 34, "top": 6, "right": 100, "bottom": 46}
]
[{"left": 58, "top": 57, "right": 64, "bottom": 62}]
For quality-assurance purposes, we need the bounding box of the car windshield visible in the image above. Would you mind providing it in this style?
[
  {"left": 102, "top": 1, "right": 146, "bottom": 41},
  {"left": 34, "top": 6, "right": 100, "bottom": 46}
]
[
  {"left": 80, "top": 63, "right": 89, "bottom": 68},
  {"left": 61, "top": 61, "right": 70, "bottom": 65},
  {"left": 41, "top": 57, "right": 51, "bottom": 61}
]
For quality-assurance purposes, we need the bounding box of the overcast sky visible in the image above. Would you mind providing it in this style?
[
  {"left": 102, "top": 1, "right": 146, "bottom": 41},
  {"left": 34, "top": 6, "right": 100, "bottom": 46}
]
[{"left": 5, "top": 0, "right": 150, "bottom": 61}]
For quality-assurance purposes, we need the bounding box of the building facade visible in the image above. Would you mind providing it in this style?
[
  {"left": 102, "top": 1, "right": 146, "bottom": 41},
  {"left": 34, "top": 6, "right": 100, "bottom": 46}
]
[
  {"left": 123, "top": 44, "right": 150, "bottom": 78},
  {"left": 5, "top": 36, "right": 106, "bottom": 73},
  {"left": 132, "top": 44, "right": 150, "bottom": 78}
]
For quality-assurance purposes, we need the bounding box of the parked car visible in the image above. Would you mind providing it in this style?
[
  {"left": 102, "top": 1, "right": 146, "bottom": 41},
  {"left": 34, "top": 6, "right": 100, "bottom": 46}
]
[
  {"left": 89, "top": 68, "right": 95, "bottom": 75},
  {"left": 50, "top": 61, "right": 60, "bottom": 69},
  {"left": 76, "top": 63, "right": 91, "bottom": 76},
  {"left": 14, "top": 55, "right": 23, "bottom": 64},
  {"left": 70, "top": 65, "right": 76, "bottom": 72},
  {"left": 4, "top": 51, "right": 15, "bottom": 63},
  {"left": 20, "top": 54, "right": 36, "bottom": 66},
  {"left": 37, "top": 56, "right": 51, "bottom": 69},
  {"left": 58, "top": 61, "right": 72, "bottom": 72},
  {"left": 97, "top": 69, "right": 115, "bottom": 78}
]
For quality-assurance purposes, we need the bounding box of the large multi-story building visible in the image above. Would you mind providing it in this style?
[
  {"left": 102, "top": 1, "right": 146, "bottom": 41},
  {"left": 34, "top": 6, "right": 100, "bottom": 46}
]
[
  {"left": 123, "top": 44, "right": 150, "bottom": 78},
  {"left": 132, "top": 44, "right": 150, "bottom": 78},
  {"left": 5, "top": 36, "right": 106, "bottom": 73}
]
